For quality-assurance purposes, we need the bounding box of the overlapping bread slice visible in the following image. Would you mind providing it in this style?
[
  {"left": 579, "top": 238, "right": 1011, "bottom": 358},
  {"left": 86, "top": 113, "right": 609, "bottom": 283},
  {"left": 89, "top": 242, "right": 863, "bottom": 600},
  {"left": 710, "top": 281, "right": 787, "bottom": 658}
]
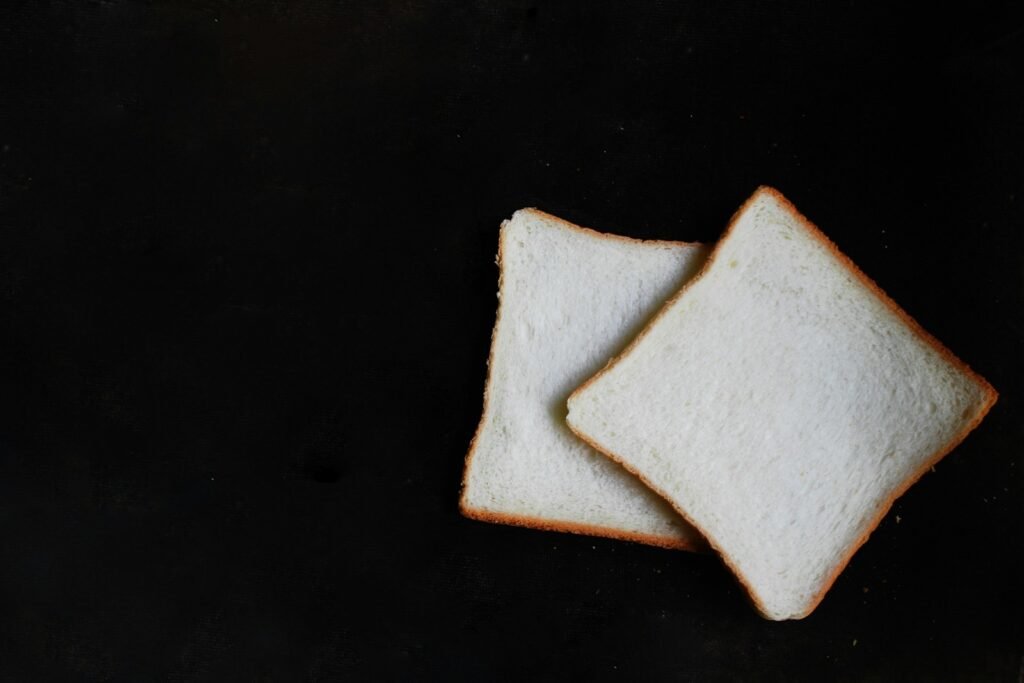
[
  {"left": 461, "top": 208, "right": 708, "bottom": 549},
  {"left": 567, "top": 187, "right": 997, "bottom": 618}
]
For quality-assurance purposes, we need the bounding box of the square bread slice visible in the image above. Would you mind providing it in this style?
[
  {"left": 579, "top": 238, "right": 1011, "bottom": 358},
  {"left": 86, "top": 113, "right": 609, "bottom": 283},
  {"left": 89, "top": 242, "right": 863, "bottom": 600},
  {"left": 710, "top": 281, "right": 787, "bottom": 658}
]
[
  {"left": 460, "top": 208, "right": 708, "bottom": 550},
  {"left": 567, "top": 187, "right": 997, "bottom": 618}
]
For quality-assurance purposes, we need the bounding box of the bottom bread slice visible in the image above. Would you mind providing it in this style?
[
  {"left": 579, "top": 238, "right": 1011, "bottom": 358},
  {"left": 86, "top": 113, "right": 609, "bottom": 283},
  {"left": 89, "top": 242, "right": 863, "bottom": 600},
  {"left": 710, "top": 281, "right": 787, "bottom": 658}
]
[
  {"left": 461, "top": 208, "right": 708, "bottom": 550},
  {"left": 567, "top": 187, "right": 997, "bottom": 617}
]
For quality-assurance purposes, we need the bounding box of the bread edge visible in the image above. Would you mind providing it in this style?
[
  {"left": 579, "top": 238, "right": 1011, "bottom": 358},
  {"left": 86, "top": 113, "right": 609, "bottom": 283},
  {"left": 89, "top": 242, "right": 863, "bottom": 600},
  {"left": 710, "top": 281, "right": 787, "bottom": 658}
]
[
  {"left": 459, "top": 503, "right": 700, "bottom": 551},
  {"left": 458, "top": 207, "right": 707, "bottom": 553},
  {"left": 566, "top": 186, "right": 999, "bottom": 619}
]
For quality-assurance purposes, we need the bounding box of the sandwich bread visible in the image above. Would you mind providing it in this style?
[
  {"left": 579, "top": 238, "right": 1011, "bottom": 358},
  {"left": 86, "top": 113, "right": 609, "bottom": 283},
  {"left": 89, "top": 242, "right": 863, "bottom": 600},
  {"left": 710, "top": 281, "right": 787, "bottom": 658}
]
[
  {"left": 567, "top": 187, "right": 997, "bottom": 618},
  {"left": 461, "top": 208, "right": 708, "bottom": 549}
]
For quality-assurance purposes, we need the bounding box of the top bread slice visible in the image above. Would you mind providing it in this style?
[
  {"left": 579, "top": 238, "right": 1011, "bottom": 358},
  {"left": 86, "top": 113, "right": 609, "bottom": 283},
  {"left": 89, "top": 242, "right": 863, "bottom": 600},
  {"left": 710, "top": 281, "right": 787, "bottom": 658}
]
[
  {"left": 567, "top": 187, "right": 997, "bottom": 619},
  {"left": 460, "top": 208, "right": 708, "bottom": 550}
]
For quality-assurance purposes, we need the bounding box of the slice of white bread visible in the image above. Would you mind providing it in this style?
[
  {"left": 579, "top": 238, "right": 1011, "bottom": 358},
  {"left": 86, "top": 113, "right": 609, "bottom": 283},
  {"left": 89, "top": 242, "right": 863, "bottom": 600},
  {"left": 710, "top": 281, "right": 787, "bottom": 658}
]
[
  {"left": 460, "top": 208, "right": 708, "bottom": 550},
  {"left": 567, "top": 187, "right": 997, "bottom": 618}
]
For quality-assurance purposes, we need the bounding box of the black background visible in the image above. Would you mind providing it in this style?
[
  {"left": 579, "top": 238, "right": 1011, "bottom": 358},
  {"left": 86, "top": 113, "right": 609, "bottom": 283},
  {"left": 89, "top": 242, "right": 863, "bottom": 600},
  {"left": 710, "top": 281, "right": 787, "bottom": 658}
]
[{"left": 1, "top": 1, "right": 1022, "bottom": 680}]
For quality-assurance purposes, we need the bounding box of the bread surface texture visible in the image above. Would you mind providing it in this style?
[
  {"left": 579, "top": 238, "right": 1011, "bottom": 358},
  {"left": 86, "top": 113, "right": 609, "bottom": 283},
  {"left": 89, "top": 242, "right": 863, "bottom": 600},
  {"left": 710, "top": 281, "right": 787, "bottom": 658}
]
[
  {"left": 461, "top": 208, "right": 708, "bottom": 549},
  {"left": 567, "top": 187, "right": 997, "bottom": 618}
]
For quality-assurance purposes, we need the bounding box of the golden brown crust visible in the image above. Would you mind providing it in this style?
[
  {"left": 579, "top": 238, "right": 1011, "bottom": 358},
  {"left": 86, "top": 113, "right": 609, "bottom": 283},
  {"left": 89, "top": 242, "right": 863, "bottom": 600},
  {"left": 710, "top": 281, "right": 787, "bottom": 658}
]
[
  {"left": 458, "top": 208, "right": 706, "bottom": 553},
  {"left": 567, "top": 186, "right": 998, "bottom": 619},
  {"left": 459, "top": 500, "right": 705, "bottom": 551}
]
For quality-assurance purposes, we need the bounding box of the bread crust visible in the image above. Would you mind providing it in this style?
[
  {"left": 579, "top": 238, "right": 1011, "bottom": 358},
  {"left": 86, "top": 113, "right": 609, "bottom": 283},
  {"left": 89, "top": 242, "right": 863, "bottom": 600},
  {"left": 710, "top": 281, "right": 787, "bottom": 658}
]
[
  {"left": 459, "top": 207, "right": 707, "bottom": 552},
  {"left": 567, "top": 186, "right": 999, "bottom": 619},
  {"left": 459, "top": 501, "right": 698, "bottom": 551}
]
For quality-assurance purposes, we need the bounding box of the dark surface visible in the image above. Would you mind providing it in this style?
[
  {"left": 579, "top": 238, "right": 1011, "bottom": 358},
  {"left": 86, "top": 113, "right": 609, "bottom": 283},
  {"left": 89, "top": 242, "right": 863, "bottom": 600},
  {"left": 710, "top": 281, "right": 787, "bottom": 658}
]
[{"left": 1, "top": 1, "right": 1022, "bottom": 680}]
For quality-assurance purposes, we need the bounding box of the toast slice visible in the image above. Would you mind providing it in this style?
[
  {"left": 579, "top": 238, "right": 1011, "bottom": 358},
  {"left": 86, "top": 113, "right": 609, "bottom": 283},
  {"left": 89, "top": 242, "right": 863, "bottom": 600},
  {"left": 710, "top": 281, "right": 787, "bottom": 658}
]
[
  {"left": 567, "top": 187, "right": 997, "bottom": 618},
  {"left": 461, "top": 209, "right": 708, "bottom": 550}
]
